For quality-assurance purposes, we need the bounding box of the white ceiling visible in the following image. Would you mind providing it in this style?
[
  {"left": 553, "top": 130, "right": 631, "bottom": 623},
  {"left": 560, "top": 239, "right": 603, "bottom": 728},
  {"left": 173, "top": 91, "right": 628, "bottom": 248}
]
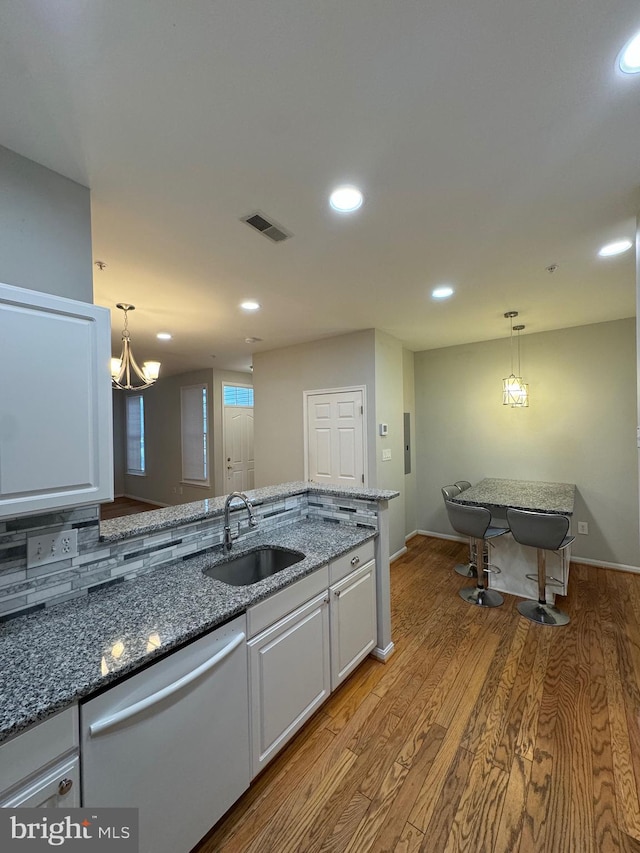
[{"left": 1, "top": 0, "right": 638, "bottom": 375}]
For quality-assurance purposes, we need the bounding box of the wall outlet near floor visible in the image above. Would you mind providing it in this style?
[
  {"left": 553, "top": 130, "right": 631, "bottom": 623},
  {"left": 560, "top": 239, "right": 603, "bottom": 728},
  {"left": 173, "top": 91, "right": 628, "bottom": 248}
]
[
  {"left": 27, "top": 529, "right": 78, "bottom": 568},
  {"left": 577, "top": 521, "right": 589, "bottom": 535}
]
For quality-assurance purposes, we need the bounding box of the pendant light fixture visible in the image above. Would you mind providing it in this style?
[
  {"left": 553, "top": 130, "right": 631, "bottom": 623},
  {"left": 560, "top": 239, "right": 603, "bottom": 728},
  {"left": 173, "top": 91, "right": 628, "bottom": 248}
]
[
  {"left": 503, "top": 311, "right": 529, "bottom": 407},
  {"left": 111, "top": 303, "right": 161, "bottom": 390}
]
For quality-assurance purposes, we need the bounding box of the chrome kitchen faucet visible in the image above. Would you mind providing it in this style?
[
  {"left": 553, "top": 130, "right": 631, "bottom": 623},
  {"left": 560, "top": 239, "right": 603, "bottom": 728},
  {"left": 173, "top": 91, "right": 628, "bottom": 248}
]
[{"left": 223, "top": 492, "right": 258, "bottom": 551}]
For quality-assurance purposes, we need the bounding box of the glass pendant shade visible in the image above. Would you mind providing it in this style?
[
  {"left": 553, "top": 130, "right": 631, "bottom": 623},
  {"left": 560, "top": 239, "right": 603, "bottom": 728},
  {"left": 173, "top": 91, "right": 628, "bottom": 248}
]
[
  {"left": 503, "top": 375, "right": 529, "bottom": 407},
  {"left": 502, "top": 313, "right": 529, "bottom": 407}
]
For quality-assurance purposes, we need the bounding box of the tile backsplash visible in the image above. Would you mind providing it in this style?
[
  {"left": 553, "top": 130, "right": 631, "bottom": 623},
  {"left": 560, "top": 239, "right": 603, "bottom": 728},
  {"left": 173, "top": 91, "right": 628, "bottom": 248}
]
[{"left": 0, "top": 492, "right": 378, "bottom": 620}]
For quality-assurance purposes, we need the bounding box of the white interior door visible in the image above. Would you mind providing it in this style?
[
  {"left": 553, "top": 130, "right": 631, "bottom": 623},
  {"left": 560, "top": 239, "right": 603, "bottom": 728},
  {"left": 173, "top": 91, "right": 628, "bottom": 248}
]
[
  {"left": 224, "top": 406, "right": 254, "bottom": 491},
  {"left": 306, "top": 389, "right": 365, "bottom": 487}
]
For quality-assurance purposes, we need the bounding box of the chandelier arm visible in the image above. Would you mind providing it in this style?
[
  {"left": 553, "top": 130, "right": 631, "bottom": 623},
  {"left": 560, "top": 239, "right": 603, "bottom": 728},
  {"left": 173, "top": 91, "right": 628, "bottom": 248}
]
[{"left": 111, "top": 338, "right": 155, "bottom": 390}]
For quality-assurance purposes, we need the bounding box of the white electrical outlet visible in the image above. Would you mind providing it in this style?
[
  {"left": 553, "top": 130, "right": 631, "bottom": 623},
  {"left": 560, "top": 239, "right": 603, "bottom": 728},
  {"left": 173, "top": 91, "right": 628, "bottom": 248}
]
[
  {"left": 27, "top": 529, "right": 78, "bottom": 568},
  {"left": 577, "top": 521, "right": 589, "bottom": 535}
]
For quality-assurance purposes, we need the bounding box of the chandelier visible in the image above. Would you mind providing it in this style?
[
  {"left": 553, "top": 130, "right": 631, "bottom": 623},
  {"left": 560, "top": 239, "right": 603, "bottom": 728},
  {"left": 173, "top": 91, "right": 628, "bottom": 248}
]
[
  {"left": 111, "top": 304, "right": 161, "bottom": 390},
  {"left": 503, "top": 311, "right": 529, "bottom": 407}
]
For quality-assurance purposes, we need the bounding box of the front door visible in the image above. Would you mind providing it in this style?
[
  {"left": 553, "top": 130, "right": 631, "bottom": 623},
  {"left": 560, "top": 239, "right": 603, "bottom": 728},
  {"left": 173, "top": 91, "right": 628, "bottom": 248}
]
[
  {"left": 224, "top": 406, "right": 254, "bottom": 491},
  {"left": 306, "top": 389, "right": 365, "bottom": 487}
]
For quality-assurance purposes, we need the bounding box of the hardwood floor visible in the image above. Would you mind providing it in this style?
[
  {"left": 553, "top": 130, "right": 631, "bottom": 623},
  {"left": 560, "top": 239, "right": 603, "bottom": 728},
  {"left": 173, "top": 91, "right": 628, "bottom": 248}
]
[
  {"left": 99, "top": 496, "right": 159, "bottom": 520},
  {"left": 196, "top": 535, "right": 640, "bottom": 852}
]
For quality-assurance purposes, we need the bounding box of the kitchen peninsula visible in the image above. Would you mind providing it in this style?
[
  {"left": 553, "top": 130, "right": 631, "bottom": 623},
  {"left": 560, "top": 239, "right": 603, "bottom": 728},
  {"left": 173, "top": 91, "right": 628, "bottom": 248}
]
[
  {"left": 0, "top": 481, "right": 399, "bottom": 743},
  {"left": 451, "top": 477, "right": 576, "bottom": 601}
]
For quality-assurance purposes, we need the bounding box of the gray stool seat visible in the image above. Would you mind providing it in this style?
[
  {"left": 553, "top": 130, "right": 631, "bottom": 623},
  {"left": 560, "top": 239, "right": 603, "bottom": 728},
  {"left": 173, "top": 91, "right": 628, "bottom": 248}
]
[
  {"left": 441, "top": 485, "right": 477, "bottom": 578},
  {"left": 454, "top": 480, "right": 472, "bottom": 492},
  {"left": 445, "top": 500, "right": 509, "bottom": 608},
  {"left": 506, "top": 508, "right": 573, "bottom": 627}
]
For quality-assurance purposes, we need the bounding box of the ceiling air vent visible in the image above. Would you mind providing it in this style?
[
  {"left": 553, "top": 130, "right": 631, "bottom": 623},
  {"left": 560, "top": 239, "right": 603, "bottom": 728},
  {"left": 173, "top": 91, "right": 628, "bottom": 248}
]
[{"left": 241, "top": 212, "right": 292, "bottom": 243}]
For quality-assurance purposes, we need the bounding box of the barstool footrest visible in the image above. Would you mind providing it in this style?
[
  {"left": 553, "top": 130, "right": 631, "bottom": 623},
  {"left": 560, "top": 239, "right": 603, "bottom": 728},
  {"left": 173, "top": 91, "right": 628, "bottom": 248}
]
[{"left": 524, "top": 573, "right": 564, "bottom": 588}]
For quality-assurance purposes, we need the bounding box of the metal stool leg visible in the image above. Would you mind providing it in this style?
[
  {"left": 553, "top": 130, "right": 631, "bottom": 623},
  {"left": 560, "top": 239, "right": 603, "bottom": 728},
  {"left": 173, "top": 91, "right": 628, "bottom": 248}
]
[
  {"left": 459, "top": 537, "right": 504, "bottom": 608},
  {"left": 455, "top": 539, "right": 478, "bottom": 578},
  {"left": 517, "top": 548, "right": 570, "bottom": 626}
]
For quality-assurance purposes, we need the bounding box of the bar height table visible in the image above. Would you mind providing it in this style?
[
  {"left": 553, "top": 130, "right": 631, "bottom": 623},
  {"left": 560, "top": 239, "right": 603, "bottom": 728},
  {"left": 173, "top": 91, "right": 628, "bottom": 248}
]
[{"left": 450, "top": 478, "right": 576, "bottom": 601}]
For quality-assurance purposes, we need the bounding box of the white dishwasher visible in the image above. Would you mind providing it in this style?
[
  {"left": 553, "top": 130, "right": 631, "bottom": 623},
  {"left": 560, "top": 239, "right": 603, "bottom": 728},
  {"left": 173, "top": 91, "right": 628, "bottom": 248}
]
[{"left": 81, "top": 614, "right": 250, "bottom": 853}]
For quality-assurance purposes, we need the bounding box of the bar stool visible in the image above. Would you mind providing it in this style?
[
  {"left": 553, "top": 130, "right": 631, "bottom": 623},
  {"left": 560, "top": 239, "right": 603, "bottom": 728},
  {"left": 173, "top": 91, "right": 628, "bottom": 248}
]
[
  {"left": 444, "top": 500, "right": 509, "bottom": 608},
  {"left": 441, "top": 484, "right": 461, "bottom": 500},
  {"left": 506, "top": 508, "right": 573, "bottom": 627},
  {"left": 441, "top": 486, "right": 477, "bottom": 578},
  {"left": 454, "top": 480, "right": 472, "bottom": 492}
]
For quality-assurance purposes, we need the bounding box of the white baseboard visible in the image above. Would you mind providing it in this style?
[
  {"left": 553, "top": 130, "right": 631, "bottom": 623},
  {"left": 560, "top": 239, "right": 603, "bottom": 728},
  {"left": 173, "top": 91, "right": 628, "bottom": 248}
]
[
  {"left": 122, "top": 494, "right": 169, "bottom": 508},
  {"left": 405, "top": 530, "right": 419, "bottom": 542},
  {"left": 570, "top": 556, "right": 640, "bottom": 574},
  {"left": 415, "top": 531, "right": 640, "bottom": 576},
  {"left": 372, "top": 642, "right": 395, "bottom": 662},
  {"left": 390, "top": 546, "right": 408, "bottom": 563},
  {"left": 416, "top": 529, "right": 467, "bottom": 543}
]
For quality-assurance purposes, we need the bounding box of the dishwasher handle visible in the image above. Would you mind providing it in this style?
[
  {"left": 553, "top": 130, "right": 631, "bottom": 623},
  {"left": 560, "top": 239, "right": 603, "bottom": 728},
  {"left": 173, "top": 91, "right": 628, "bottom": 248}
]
[{"left": 89, "top": 631, "right": 246, "bottom": 737}]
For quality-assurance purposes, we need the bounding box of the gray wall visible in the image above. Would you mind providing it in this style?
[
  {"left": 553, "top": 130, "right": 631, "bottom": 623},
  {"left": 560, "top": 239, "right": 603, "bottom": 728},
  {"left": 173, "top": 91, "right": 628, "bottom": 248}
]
[
  {"left": 0, "top": 145, "right": 93, "bottom": 302},
  {"left": 253, "top": 330, "right": 377, "bottom": 487},
  {"left": 116, "top": 368, "right": 252, "bottom": 504},
  {"left": 415, "top": 318, "right": 639, "bottom": 568},
  {"left": 374, "top": 331, "right": 406, "bottom": 556},
  {"left": 112, "top": 391, "right": 126, "bottom": 496},
  {"left": 252, "top": 329, "right": 408, "bottom": 557},
  {"left": 402, "top": 348, "right": 417, "bottom": 538},
  {"left": 121, "top": 369, "right": 214, "bottom": 506}
]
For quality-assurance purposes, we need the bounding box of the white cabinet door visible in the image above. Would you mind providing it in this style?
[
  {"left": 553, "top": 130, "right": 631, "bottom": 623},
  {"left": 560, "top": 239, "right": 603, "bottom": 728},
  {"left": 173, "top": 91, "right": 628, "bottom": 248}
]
[
  {"left": 248, "top": 592, "right": 330, "bottom": 777},
  {"left": 0, "top": 755, "right": 80, "bottom": 808},
  {"left": 330, "top": 560, "right": 377, "bottom": 691},
  {"left": 0, "top": 282, "right": 113, "bottom": 518}
]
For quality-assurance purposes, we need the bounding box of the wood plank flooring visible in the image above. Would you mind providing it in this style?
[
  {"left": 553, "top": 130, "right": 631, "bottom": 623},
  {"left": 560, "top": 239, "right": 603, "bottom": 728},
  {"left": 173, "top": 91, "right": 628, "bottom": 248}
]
[
  {"left": 196, "top": 535, "right": 640, "bottom": 852},
  {"left": 99, "top": 496, "right": 159, "bottom": 520}
]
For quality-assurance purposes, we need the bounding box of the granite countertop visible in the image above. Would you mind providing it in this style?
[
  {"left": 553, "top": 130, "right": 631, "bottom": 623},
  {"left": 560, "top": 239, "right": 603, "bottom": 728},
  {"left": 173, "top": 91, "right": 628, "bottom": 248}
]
[
  {"left": 452, "top": 478, "right": 576, "bottom": 514},
  {"left": 100, "top": 481, "right": 399, "bottom": 543},
  {"left": 0, "top": 518, "right": 376, "bottom": 744}
]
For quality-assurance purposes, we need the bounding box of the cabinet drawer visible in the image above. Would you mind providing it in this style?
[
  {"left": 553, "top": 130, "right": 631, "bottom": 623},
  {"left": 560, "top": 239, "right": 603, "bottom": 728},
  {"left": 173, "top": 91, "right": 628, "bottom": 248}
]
[
  {"left": 247, "top": 565, "right": 329, "bottom": 638},
  {"left": 0, "top": 706, "right": 78, "bottom": 794},
  {"left": 329, "top": 539, "right": 375, "bottom": 585},
  {"left": 0, "top": 754, "right": 80, "bottom": 808}
]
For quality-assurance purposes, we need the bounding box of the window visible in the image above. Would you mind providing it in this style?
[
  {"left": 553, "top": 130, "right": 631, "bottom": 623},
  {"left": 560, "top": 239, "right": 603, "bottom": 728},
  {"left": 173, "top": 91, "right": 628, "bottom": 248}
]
[
  {"left": 181, "top": 384, "right": 209, "bottom": 485},
  {"left": 223, "top": 385, "right": 254, "bottom": 407},
  {"left": 125, "top": 394, "right": 145, "bottom": 475}
]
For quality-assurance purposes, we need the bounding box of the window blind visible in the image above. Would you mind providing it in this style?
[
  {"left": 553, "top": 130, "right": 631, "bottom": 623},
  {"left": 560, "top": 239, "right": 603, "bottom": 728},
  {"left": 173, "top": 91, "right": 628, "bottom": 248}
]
[
  {"left": 223, "top": 385, "right": 254, "bottom": 407},
  {"left": 125, "top": 394, "right": 145, "bottom": 475},
  {"left": 181, "top": 384, "right": 208, "bottom": 484}
]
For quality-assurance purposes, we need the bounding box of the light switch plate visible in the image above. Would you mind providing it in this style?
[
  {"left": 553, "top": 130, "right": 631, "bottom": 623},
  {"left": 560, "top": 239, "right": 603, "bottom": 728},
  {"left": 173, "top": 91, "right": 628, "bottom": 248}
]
[
  {"left": 27, "top": 529, "right": 78, "bottom": 568},
  {"left": 382, "top": 449, "right": 392, "bottom": 461}
]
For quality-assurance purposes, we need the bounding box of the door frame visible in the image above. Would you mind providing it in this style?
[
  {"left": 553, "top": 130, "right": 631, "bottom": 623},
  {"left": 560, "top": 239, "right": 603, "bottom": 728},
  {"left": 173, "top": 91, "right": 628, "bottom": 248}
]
[
  {"left": 302, "top": 385, "right": 368, "bottom": 487},
  {"left": 221, "top": 382, "right": 254, "bottom": 493}
]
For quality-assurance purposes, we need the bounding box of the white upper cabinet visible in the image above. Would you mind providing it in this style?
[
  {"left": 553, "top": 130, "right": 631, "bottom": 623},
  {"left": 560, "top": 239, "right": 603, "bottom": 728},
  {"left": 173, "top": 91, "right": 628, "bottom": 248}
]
[{"left": 0, "top": 283, "right": 113, "bottom": 517}]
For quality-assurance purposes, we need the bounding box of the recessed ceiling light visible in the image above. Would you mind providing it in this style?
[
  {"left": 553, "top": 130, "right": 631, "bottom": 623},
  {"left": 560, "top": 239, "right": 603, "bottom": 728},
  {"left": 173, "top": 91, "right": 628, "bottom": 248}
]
[
  {"left": 598, "top": 239, "right": 633, "bottom": 257},
  {"left": 619, "top": 31, "right": 640, "bottom": 74},
  {"left": 329, "top": 185, "right": 364, "bottom": 213},
  {"left": 156, "top": 332, "right": 172, "bottom": 340},
  {"left": 240, "top": 300, "right": 260, "bottom": 311},
  {"left": 432, "top": 285, "right": 454, "bottom": 299}
]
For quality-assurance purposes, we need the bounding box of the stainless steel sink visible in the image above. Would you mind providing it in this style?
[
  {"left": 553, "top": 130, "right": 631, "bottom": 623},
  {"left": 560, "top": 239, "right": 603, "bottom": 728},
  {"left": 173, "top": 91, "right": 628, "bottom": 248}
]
[{"left": 203, "top": 547, "right": 305, "bottom": 586}]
